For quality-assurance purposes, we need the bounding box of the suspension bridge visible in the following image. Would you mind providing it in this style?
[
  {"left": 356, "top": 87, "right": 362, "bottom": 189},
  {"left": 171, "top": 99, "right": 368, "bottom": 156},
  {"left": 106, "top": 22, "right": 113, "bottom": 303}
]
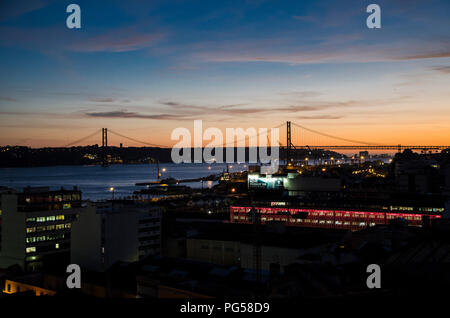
[{"left": 61, "top": 122, "right": 450, "bottom": 164}]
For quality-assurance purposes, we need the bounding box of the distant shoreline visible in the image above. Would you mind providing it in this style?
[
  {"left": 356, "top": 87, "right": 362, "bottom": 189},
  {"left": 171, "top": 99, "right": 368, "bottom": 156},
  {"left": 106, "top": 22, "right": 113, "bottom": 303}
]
[{"left": 0, "top": 145, "right": 344, "bottom": 168}]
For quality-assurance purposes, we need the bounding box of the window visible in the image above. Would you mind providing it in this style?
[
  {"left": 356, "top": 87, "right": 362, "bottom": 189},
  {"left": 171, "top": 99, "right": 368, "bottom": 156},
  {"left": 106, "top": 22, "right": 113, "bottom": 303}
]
[
  {"left": 55, "top": 243, "right": 59, "bottom": 249},
  {"left": 26, "top": 227, "right": 36, "bottom": 233},
  {"left": 35, "top": 236, "right": 46, "bottom": 242},
  {"left": 26, "top": 247, "right": 36, "bottom": 253}
]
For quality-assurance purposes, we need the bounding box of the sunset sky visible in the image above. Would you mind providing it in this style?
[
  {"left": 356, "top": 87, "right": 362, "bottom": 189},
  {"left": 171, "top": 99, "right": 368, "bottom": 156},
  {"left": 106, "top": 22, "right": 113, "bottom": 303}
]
[{"left": 0, "top": 0, "right": 449, "bottom": 147}]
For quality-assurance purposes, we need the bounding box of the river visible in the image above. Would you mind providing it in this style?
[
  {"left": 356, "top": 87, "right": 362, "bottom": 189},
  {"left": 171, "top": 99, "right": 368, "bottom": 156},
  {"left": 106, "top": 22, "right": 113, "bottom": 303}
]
[{"left": 0, "top": 163, "right": 247, "bottom": 201}]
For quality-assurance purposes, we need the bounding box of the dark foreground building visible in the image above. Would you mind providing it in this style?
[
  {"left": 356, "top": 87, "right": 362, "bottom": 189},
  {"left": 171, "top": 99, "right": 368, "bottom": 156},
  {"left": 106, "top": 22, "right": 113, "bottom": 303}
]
[{"left": 0, "top": 186, "right": 82, "bottom": 272}]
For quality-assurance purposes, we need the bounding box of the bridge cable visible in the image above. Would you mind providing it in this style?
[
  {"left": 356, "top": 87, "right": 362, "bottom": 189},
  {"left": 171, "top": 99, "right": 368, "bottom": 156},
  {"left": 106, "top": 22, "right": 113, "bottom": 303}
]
[
  {"left": 291, "top": 122, "right": 380, "bottom": 146},
  {"left": 108, "top": 129, "right": 169, "bottom": 148},
  {"left": 221, "top": 123, "right": 285, "bottom": 148},
  {"left": 63, "top": 129, "right": 102, "bottom": 147}
]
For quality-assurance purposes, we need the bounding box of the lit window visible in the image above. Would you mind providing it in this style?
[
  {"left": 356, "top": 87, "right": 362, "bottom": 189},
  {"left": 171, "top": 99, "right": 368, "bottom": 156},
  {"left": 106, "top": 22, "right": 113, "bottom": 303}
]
[{"left": 26, "top": 247, "right": 36, "bottom": 254}]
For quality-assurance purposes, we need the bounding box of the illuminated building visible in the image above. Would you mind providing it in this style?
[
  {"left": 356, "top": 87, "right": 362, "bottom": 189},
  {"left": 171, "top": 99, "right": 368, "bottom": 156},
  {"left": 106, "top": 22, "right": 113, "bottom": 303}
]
[
  {"left": 244, "top": 164, "right": 447, "bottom": 230},
  {"left": 230, "top": 206, "right": 442, "bottom": 231},
  {"left": 71, "top": 201, "right": 161, "bottom": 272},
  {"left": 2, "top": 279, "right": 55, "bottom": 296},
  {"left": 0, "top": 186, "right": 82, "bottom": 272},
  {"left": 248, "top": 172, "right": 342, "bottom": 194}
]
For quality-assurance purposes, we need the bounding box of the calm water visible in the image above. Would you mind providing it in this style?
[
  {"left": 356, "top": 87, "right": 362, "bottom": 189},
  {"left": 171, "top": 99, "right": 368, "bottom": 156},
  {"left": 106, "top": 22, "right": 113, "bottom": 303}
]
[{"left": 0, "top": 163, "right": 247, "bottom": 201}]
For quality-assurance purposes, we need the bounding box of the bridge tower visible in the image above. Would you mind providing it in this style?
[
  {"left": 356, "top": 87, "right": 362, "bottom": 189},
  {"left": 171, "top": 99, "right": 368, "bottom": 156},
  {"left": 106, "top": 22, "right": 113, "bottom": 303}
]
[
  {"left": 102, "top": 128, "right": 109, "bottom": 167},
  {"left": 286, "top": 121, "right": 291, "bottom": 164}
]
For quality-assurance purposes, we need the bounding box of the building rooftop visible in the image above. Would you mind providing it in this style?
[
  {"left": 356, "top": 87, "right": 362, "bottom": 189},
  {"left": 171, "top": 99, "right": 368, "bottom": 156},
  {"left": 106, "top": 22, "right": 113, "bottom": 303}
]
[{"left": 183, "top": 221, "right": 348, "bottom": 249}]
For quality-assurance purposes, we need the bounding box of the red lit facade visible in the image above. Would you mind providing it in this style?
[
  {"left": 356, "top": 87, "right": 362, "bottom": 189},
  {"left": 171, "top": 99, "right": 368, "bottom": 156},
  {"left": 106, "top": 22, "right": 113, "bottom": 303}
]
[{"left": 230, "top": 206, "right": 442, "bottom": 231}]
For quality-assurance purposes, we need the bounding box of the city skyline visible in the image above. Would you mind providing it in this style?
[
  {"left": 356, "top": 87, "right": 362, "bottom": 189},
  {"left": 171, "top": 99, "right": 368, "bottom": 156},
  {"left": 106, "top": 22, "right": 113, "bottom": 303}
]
[{"left": 0, "top": 0, "right": 449, "bottom": 147}]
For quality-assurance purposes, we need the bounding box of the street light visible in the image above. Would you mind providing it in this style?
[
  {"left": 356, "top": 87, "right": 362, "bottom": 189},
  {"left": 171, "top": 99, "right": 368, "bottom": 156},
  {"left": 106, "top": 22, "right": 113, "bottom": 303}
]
[{"left": 109, "top": 187, "right": 115, "bottom": 200}]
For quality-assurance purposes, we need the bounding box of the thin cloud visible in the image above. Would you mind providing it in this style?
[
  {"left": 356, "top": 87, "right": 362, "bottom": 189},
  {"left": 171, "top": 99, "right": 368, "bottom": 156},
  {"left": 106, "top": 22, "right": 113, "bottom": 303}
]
[
  {"left": 159, "top": 96, "right": 410, "bottom": 119},
  {"left": 193, "top": 37, "right": 450, "bottom": 65},
  {"left": 431, "top": 66, "right": 450, "bottom": 74},
  {"left": 0, "top": 110, "right": 74, "bottom": 118},
  {"left": 279, "top": 91, "right": 322, "bottom": 98},
  {"left": 197, "top": 49, "right": 450, "bottom": 65},
  {"left": 69, "top": 28, "right": 164, "bottom": 53},
  {"left": 395, "top": 51, "right": 450, "bottom": 60},
  {"left": 85, "top": 110, "right": 191, "bottom": 120},
  {"left": 297, "top": 115, "right": 342, "bottom": 120},
  {"left": 0, "top": 0, "right": 50, "bottom": 22},
  {"left": 89, "top": 97, "right": 116, "bottom": 103},
  {"left": 160, "top": 101, "right": 269, "bottom": 116},
  {"left": 0, "top": 26, "right": 164, "bottom": 54},
  {"left": 5, "top": 95, "right": 410, "bottom": 125},
  {"left": 0, "top": 96, "right": 16, "bottom": 102}
]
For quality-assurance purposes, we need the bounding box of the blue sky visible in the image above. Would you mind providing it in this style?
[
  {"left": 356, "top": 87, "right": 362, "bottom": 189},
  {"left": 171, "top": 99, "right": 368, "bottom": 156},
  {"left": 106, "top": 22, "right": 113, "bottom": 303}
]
[{"left": 0, "top": 0, "right": 449, "bottom": 147}]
